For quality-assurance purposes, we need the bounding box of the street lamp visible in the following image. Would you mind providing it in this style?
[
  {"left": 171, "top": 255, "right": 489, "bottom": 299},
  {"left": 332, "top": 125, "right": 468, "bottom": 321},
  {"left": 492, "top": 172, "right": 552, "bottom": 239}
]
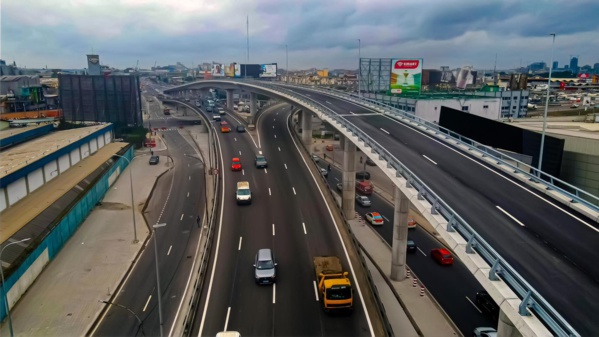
[
  {"left": 152, "top": 223, "right": 166, "bottom": 337},
  {"left": 358, "top": 39, "right": 361, "bottom": 98},
  {"left": 112, "top": 154, "right": 138, "bottom": 243},
  {"left": 538, "top": 33, "right": 556, "bottom": 177},
  {"left": 1, "top": 238, "right": 31, "bottom": 337}
]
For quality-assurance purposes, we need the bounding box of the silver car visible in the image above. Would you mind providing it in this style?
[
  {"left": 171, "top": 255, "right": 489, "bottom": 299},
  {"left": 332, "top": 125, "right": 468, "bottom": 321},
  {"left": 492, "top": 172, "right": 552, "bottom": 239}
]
[
  {"left": 254, "top": 249, "right": 277, "bottom": 284},
  {"left": 356, "top": 195, "right": 371, "bottom": 207}
]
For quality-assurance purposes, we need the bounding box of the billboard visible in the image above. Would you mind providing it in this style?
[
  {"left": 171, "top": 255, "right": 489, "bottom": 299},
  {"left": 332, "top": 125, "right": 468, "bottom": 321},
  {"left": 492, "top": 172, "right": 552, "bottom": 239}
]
[
  {"left": 390, "top": 59, "right": 422, "bottom": 94},
  {"left": 234, "top": 64, "right": 241, "bottom": 77},
  {"left": 260, "top": 64, "right": 277, "bottom": 78},
  {"left": 455, "top": 66, "right": 472, "bottom": 90},
  {"left": 225, "top": 63, "right": 235, "bottom": 77},
  {"left": 234, "top": 64, "right": 263, "bottom": 78},
  {"left": 211, "top": 64, "right": 225, "bottom": 77}
]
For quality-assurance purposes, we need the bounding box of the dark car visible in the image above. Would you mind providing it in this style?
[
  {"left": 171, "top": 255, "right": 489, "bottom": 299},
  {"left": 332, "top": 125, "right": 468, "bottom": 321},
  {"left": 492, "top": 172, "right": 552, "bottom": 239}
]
[
  {"left": 365, "top": 158, "right": 376, "bottom": 166},
  {"left": 356, "top": 171, "right": 371, "bottom": 180},
  {"left": 149, "top": 156, "right": 159, "bottom": 165},
  {"left": 255, "top": 155, "right": 268, "bottom": 168},
  {"left": 406, "top": 238, "right": 417, "bottom": 253},
  {"left": 475, "top": 290, "right": 499, "bottom": 321},
  {"left": 236, "top": 125, "right": 246, "bottom": 133}
]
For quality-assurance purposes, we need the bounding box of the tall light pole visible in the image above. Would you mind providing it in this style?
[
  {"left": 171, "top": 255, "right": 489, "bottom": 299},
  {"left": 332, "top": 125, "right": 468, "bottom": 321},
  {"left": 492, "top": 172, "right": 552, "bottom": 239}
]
[
  {"left": 112, "top": 153, "right": 138, "bottom": 243},
  {"left": 1, "top": 238, "right": 31, "bottom": 337},
  {"left": 538, "top": 33, "right": 556, "bottom": 177},
  {"left": 285, "top": 44, "right": 289, "bottom": 83},
  {"left": 153, "top": 223, "right": 166, "bottom": 337},
  {"left": 358, "top": 39, "right": 361, "bottom": 98}
]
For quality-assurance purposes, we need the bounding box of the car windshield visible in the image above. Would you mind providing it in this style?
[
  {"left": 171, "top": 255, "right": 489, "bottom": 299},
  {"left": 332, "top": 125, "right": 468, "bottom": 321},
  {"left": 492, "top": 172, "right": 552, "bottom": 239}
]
[
  {"left": 373, "top": 215, "right": 382, "bottom": 220},
  {"left": 326, "top": 285, "right": 352, "bottom": 300},
  {"left": 256, "top": 156, "right": 266, "bottom": 162},
  {"left": 237, "top": 189, "right": 250, "bottom": 196},
  {"left": 442, "top": 254, "right": 452, "bottom": 258},
  {"left": 256, "top": 260, "right": 274, "bottom": 269}
]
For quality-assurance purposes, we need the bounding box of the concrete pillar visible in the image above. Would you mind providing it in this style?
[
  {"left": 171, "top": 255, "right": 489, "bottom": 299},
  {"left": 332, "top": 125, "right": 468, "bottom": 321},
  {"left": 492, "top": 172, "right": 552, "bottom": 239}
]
[
  {"left": 249, "top": 92, "right": 257, "bottom": 124},
  {"left": 497, "top": 310, "right": 522, "bottom": 337},
  {"left": 297, "top": 110, "right": 303, "bottom": 130},
  {"left": 341, "top": 136, "right": 357, "bottom": 219},
  {"left": 301, "top": 110, "right": 312, "bottom": 146},
  {"left": 226, "top": 89, "right": 234, "bottom": 109},
  {"left": 390, "top": 186, "right": 409, "bottom": 281}
]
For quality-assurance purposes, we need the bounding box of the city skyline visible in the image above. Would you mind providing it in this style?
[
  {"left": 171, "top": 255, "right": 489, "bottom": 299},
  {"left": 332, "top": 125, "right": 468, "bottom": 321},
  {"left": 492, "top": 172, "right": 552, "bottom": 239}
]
[{"left": 2, "top": 0, "right": 599, "bottom": 71}]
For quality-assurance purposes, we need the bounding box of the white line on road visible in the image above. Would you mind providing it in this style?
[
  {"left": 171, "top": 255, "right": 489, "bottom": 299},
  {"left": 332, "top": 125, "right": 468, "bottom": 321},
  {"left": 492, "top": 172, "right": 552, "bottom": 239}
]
[
  {"left": 274, "top": 118, "right": 276, "bottom": 122},
  {"left": 284, "top": 163, "right": 288, "bottom": 169},
  {"left": 259, "top": 150, "right": 263, "bottom": 154},
  {"left": 143, "top": 295, "right": 152, "bottom": 312},
  {"left": 242, "top": 169, "right": 245, "bottom": 176},
  {"left": 380, "top": 128, "right": 390, "bottom": 134},
  {"left": 238, "top": 237, "right": 243, "bottom": 250},
  {"left": 417, "top": 247, "right": 427, "bottom": 256},
  {"left": 234, "top": 138, "right": 237, "bottom": 142},
  {"left": 239, "top": 151, "right": 242, "bottom": 156},
  {"left": 187, "top": 192, "right": 189, "bottom": 197},
  {"left": 326, "top": 101, "right": 332, "bottom": 104},
  {"left": 269, "top": 188, "right": 271, "bottom": 196},
  {"left": 496, "top": 206, "right": 526, "bottom": 227},
  {"left": 334, "top": 177, "right": 339, "bottom": 182},
  {"left": 273, "top": 283, "right": 276, "bottom": 304},
  {"left": 466, "top": 296, "right": 482, "bottom": 313},
  {"left": 382, "top": 215, "right": 390, "bottom": 222},
  {"left": 272, "top": 224, "right": 275, "bottom": 236},
  {"left": 188, "top": 176, "right": 191, "bottom": 180},
  {"left": 313, "top": 281, "right": 319, "bottom": 301},
  {"left": 422, "top": 155, "right": 437, "bottom": 165},
  {"left": 273, "top": 125, "right": 275, "bottom": 129},
  {"left": 180, "top": 213, "right": 184, "bottom": 221},
  {"left": 306, "top": 94, "right": 311, "bottom": 96},
  {"left": 265, "top": 168, "right": 268, "bottom": 174},
  {"left": 224, "top": 307, "right": 231, "bottom": 332},
  {"left": 350, "top": 111, "right": 356, "bottom": 115},
  {"left": 302, "top": 222, "right": 307, "bottom": 234},
  {"left": 292, "top": 187, "right": 296, "bottom": 195},
  {"left": 278, "top": 147, "right": 281, "bottom": 151},
  {"left": 167, "top": 245, "right": 172, "bottom": 256},
  {"left": 274, "top": 135, "right": 277, "bottom": 139}
]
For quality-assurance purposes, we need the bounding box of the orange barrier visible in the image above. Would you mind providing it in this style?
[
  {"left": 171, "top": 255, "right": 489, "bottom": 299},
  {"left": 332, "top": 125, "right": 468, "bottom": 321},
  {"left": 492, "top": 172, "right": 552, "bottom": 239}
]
[{"left": 0, "top": 110, "right": 61, "bottom": 121}]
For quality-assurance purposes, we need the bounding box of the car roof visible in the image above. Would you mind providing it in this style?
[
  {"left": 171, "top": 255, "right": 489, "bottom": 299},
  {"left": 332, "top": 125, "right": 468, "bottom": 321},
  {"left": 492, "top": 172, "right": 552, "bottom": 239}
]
[
  {"left": 434, "top": 248, "right": 451, "bottom": 254},
  {"left": 369, "top": 212, "right": 380, "bottom": 216},
  {"left": 232, "top": 157, "right": 240, "bottom": 161},
  {"left": 257, "top": 248, "right": 273, "bottom": 261}
]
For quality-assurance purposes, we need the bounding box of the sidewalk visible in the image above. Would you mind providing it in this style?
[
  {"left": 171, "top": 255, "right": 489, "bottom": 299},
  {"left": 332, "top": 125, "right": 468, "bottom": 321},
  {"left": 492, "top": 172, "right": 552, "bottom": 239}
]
[{"left": 1, "top": 152, "right": 166, "bottom": 337}]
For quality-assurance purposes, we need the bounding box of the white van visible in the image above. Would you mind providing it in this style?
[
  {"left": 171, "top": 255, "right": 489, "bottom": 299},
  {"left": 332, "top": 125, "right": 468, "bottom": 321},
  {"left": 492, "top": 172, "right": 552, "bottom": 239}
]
[
  {"left": 216, "top": 332, "right": 241, "bottom": 337},
  {"left": 236, "top": 181, "right": 252, "bottom": 204}
]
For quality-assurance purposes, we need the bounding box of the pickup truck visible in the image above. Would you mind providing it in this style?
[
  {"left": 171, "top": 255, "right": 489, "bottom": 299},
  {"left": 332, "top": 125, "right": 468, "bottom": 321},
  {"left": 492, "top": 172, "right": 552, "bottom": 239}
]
[{"left": 313, "top": 256, "right": 353, "bottom": 312}]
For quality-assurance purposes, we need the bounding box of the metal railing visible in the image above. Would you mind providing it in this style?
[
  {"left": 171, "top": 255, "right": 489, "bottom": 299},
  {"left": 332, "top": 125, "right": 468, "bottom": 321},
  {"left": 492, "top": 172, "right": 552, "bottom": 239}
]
[
  {"left": 238, "top": 81, "right": 579, "bottom": 337},
  {"left": 268, "top": 82, "right": 599, "bottom": 211}
]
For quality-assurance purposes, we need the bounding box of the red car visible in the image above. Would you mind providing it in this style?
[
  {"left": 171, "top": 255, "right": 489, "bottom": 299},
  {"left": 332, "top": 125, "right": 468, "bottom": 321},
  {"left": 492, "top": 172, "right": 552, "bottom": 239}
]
[
  {"left": 231, "top": 158, "right": 242, "bottom": 171},
  {"left": 431, "top": 248, "right": 454, "bottom": 265}
]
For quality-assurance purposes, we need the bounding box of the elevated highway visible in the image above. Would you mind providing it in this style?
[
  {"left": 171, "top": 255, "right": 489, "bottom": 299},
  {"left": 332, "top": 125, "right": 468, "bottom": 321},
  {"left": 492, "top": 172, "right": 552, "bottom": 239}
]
[{"left": 164, "top": 80, "right": 599, "bottom": 336}]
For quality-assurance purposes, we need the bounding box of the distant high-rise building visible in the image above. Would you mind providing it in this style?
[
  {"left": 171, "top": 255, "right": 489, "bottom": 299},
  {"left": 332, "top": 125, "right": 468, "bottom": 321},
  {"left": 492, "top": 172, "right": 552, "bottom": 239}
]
[
  {"left": 594, "top": 63, "right": 599, "bottom": 74},
  {"left": 529, "top": 62, "right": 546, "bottom": 72},
  {"left": 569, "top": 56, "right": 579, "bottom": 74},
  {"left": 87, "top": 54, "right": 101, "bottom": 75},
  {"left": 552, "top": 61, "right": 558, "bottom": 70}
]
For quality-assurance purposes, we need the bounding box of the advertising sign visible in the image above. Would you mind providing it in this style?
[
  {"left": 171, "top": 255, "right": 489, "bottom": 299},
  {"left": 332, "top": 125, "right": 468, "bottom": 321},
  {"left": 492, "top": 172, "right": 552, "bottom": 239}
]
[
  {"left": 211, "top": 64, "right": 225, "bottom": 77},
  {"left": 455, "top": 66, "right": 472, "bottom": 90},
  {"left": 226, "top": 63, "right": 235, "bottom": 77},
  {"left": 234, "top": 64, "right": 241, "bottom": 77},
  {"left": 260, "top": 64, "right": 277, "bottom": 78},
  {"left": 390, "top": 59, "right": 422, "bottom": 94}
]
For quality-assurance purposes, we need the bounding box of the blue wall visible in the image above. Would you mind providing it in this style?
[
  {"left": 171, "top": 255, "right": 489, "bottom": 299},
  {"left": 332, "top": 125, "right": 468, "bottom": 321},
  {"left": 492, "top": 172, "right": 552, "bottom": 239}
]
[{"left": 0, "top": 146, "right": 133, "bottom": 322}]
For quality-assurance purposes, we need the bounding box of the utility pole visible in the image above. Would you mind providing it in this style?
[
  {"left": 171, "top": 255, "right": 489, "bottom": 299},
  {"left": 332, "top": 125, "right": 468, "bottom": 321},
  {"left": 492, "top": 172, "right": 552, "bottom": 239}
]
[
  {"left": 538, "top": 33, "right": 556, "bottom": 177},
  {"left": 286, "top": 44, "right": 289, "bottom": 82}
]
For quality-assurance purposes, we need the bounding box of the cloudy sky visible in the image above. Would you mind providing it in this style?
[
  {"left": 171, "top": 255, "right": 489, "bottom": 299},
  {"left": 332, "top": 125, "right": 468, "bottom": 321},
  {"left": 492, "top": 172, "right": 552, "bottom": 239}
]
[{"left": 2, "top": 0, "right": 599, "bottom": 71}]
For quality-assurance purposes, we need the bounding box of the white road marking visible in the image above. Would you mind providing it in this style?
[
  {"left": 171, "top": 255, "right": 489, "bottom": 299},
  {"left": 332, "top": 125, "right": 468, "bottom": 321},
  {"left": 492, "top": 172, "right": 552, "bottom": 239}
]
[
  {"left": 234, "top": 138, "right": 237, "bottom": 142},
  {"left": 265, "top": 168, "right": 268, "bottom": 174},
  {"left": 273, "top": 126, "right": 275, "bottom": 129},
  {"left": 224, "top": 307, "right": 231, "bottom": 332},
  {"left": 187, "top": 192, "right": 189, "bottom": 197},
  {"left": 242, "top": 169, "right": 245, "bottom": 176},
  {"left": 272, "top": 224, "right": 276, "bottom": 236},
  {"left": 380, "top": 128, "right": 390, "bottom": 134},
  {"left": 302, "top": 222, "right": 307, "bottom": 234},
  {"left": 273, "top": 283, "right": 276, "bottom": 304},
  {"left": 143, "top": 295, "right": 152, "bottom": 312},
  {"left": 466, "top": 296, "right": 482, "bottom": 313},
  {"left": 274, "top": 135, "right": 277, "bottom": 139},
  {"left": 422, "top": 155, "right": 437, "bottom": 165},
  {"left": 313, "top": 281, "right": 319, "bottom": 301},
  {"left": 278, "top": 147, "right": 281, "bottom": 151},
  {"left": 292, "top": 187, "right": 296, "bottom": 195},
  {"left": 496, "top": 206, "right": 526, "bottom": 227},
  {"left": 350, "top": 111, "right": 356, "bottom": 115},
  {"left": 306, "top": 94, "right": 311, "bottom": 97},
  {"left": 167, "top": 245, "right": 172, "bottom": 256},
  {"left": 284, "top": 163, "right": 288, "bottom": 169},
  {"left": 417, "top": 247, "right": 427, "bottom": 256},
  {"left": 239, "top": 151, "right": 242, "bottom": 156},
  {"left": 189, "top": 176, "right": 191, "bottom": 180},
  {"left": 274, "top": 118, "right": 276, "bottom": 122},
  {"left": 238, "top": 237, "right": 243, "bottom": 250},
  {"left": 334, "top": 177, "right": 339, "bottom": 182},
  {"left": 259, "top": 150, "right": 263, "bottom": 155},
  {"left": 180, "top": 214, "right": 184, "bottom": 221},
  {"left": 326, "top": 101, "right": 332, "bottom": 104},
  {"left": 382, "top": 215, "right": 390, "bottom": 222},
  {"left": 269, "top": 188, "right": 272, "bottom": 196}
]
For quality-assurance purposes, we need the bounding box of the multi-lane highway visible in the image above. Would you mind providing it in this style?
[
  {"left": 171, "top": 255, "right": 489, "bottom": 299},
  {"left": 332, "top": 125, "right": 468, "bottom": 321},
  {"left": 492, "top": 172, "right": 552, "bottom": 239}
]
[
  {"left": 279, "top": 86, "right": 599, "bottom": 335},
  {"left": 93, "top": 96, "right": 206, "bottom": 336},
  {"left": 192, "top": 105, "right": 376, "bottom": 336}
]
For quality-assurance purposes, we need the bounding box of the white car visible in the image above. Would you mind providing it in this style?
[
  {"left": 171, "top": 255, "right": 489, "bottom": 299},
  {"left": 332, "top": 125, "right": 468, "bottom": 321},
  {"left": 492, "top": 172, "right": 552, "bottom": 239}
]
[
  {"left": 356, "top": 195, "right": 371, "bottom": 207},
  {"left": 365, "top": 212, "right": 384, "bottom": 226},
  {"left": 233, "top": 104, "right": 238, "bottom": 110}
]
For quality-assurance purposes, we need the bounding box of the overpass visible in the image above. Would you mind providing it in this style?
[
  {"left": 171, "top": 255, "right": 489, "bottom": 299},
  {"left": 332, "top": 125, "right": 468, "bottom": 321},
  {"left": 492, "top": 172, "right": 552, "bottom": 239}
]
[{"left": 163, "top": 80, "right": 599, "bottom": 336}]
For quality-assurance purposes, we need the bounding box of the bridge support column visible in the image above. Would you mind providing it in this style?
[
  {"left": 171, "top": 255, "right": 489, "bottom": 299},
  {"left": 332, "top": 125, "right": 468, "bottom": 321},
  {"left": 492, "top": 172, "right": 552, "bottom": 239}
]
[
  {"left": 226, "top": 89, "right": 234, "bottom": 109},
  {"left": 497, "top": 310, "right": 522, "bottom": 337},
  {"left": 301, "top": 110, "right": 312, "bottom": 146},
  {"left": 341, "top": 136, "right": 356, "bottom": 219},
  {"left": 249, "top": 92, "right": 257, "bottom": 124},
  {"left": 391, "top": 187, "right": 409, "bottom": 281}
]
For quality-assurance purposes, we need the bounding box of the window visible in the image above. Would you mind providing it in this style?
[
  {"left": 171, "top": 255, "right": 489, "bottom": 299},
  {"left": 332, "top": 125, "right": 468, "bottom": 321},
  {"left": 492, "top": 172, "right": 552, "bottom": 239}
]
[
  {"left": 483, "top": 105, "right": 489, "bottom": 109},
  {"left": 461, "top": 106, "right": 469, "bottom": 111}
]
